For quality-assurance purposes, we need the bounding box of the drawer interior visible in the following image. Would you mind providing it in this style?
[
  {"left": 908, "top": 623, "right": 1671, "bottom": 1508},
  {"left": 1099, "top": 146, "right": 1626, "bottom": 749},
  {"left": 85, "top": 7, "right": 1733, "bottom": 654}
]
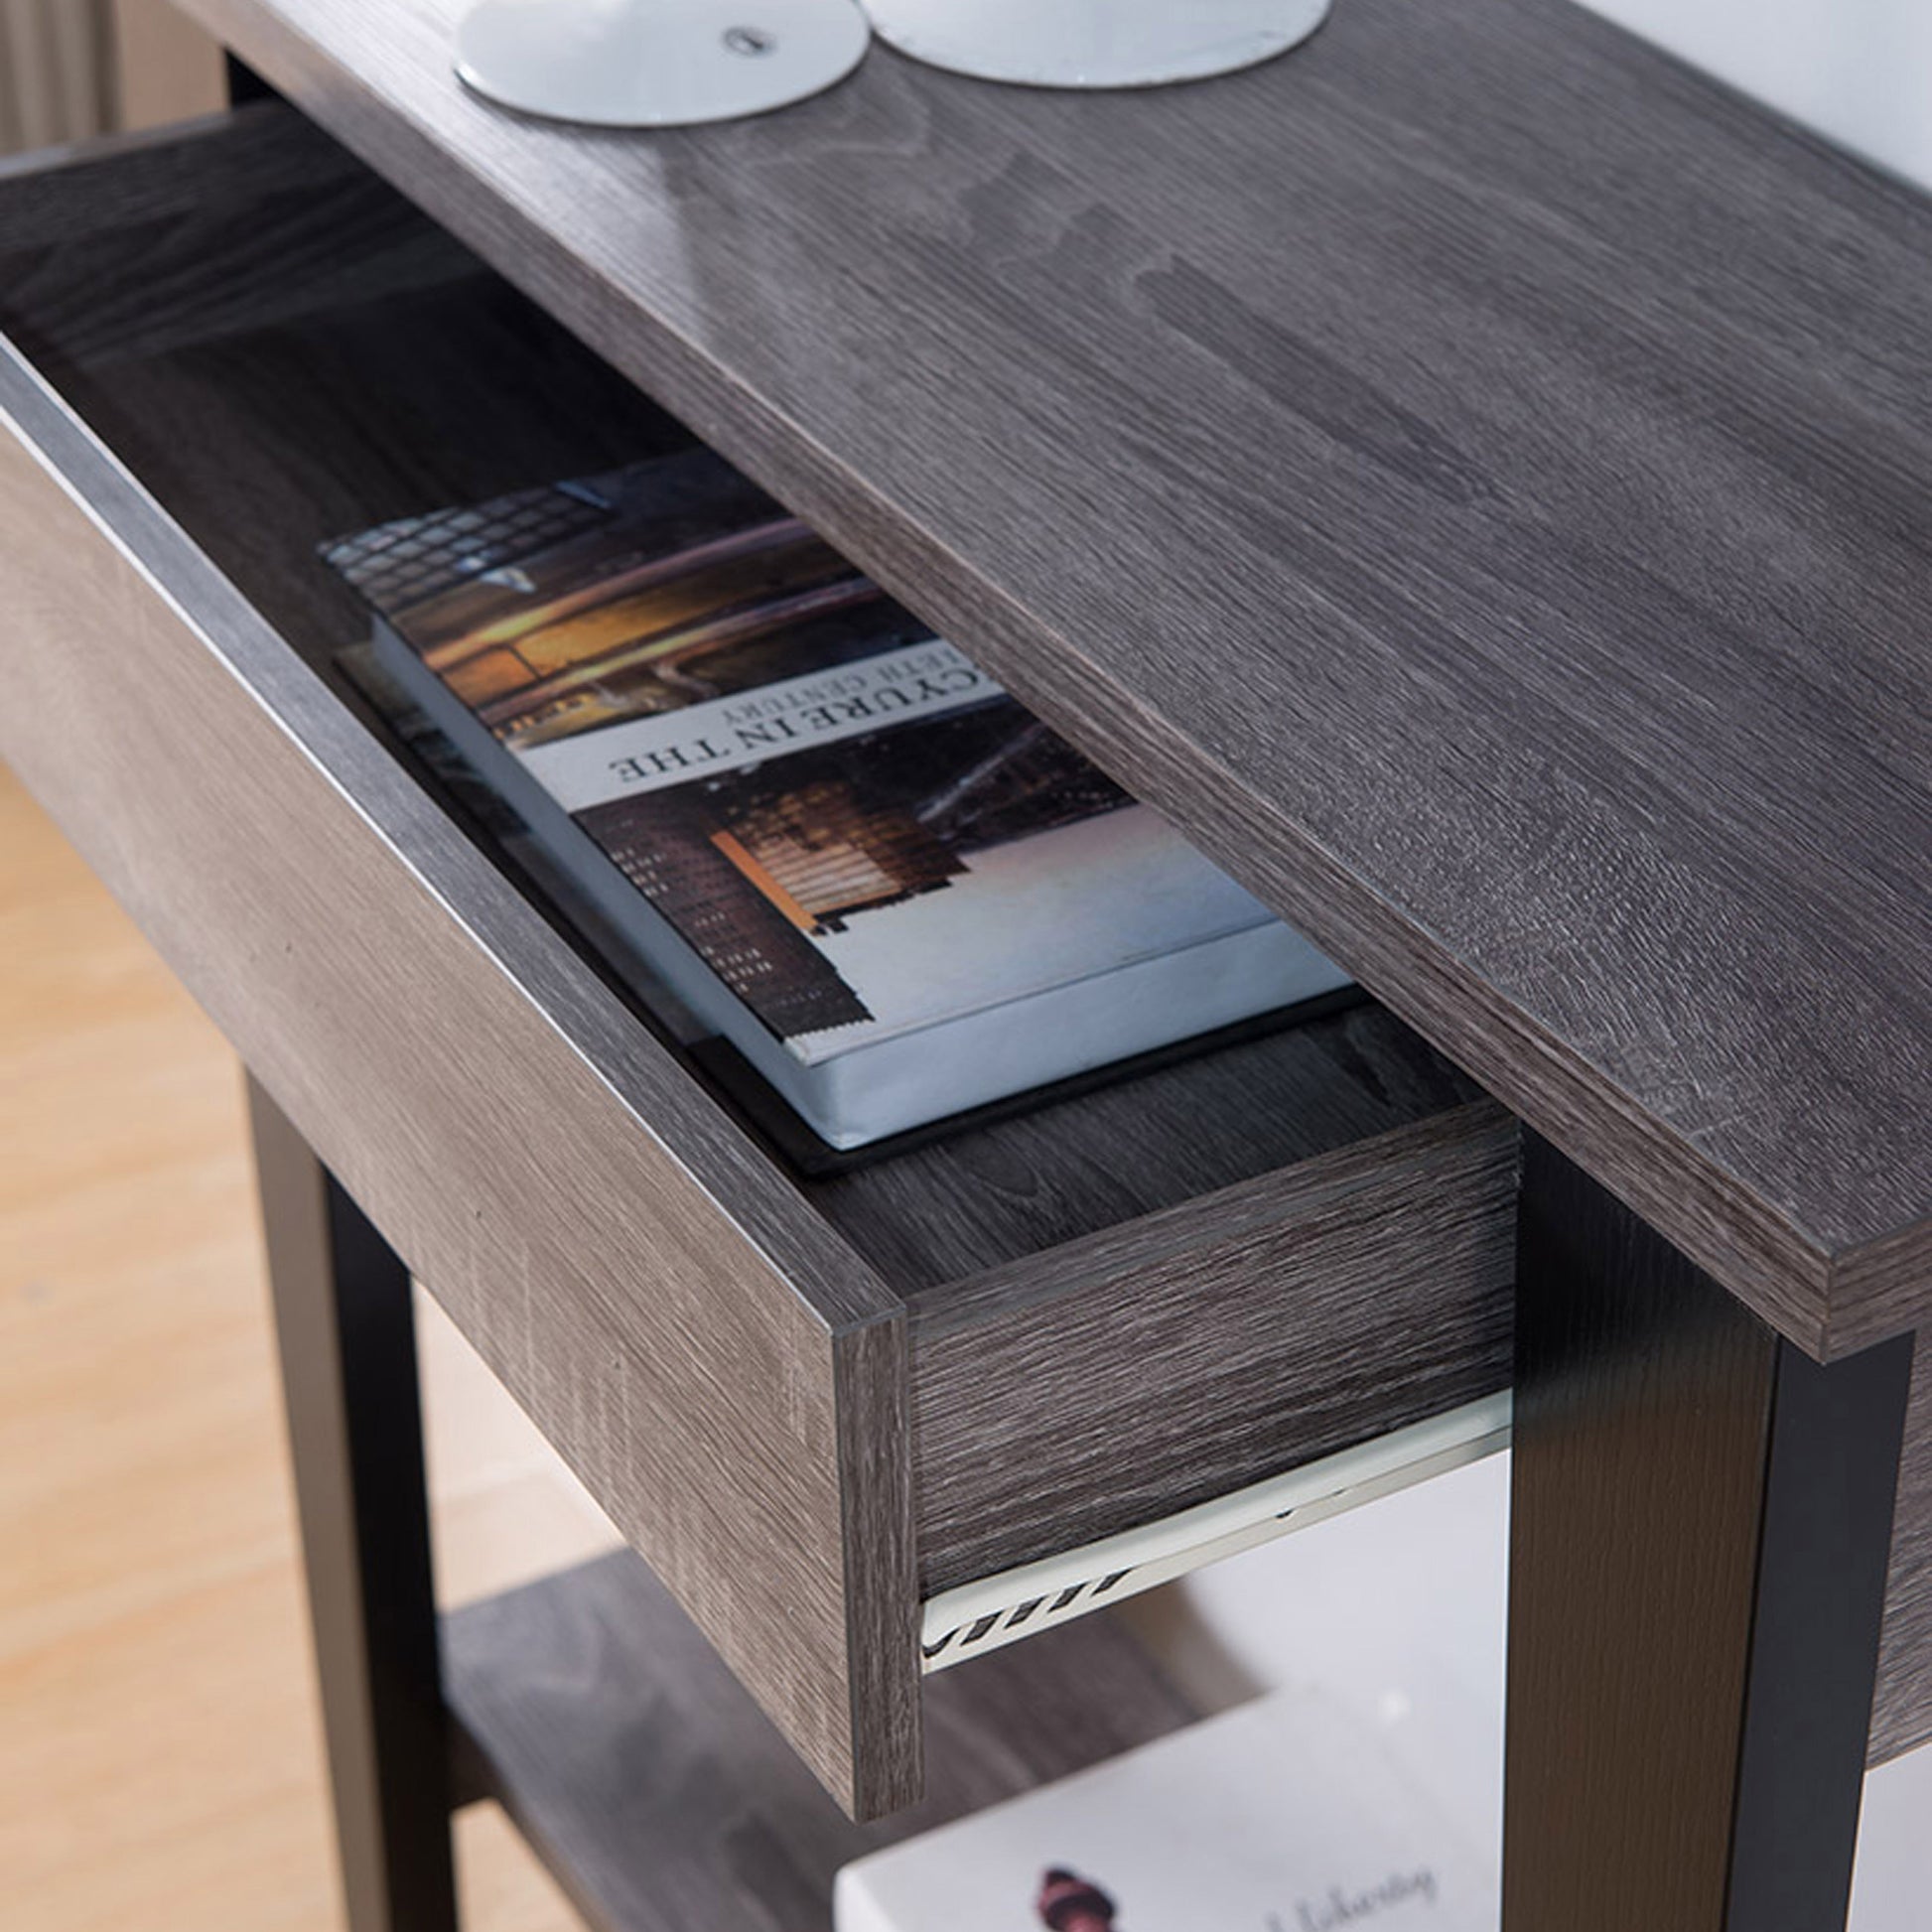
[{"left": 0, "top": 106, "right": 1513, "bottom": 1593}]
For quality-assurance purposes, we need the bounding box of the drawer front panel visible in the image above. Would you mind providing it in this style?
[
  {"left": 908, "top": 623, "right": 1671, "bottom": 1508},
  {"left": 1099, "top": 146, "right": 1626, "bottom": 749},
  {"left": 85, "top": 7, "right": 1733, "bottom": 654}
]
[
  {"left": 0, "top": 340, "right": 917, "bottom": 1817},
  {"left": 911, "top": 1104, "right": 1519, "bottom": 1592}
]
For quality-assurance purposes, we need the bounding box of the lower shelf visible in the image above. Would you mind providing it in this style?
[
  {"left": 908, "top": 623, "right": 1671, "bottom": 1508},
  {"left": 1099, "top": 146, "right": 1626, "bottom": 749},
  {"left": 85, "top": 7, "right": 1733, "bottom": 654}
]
[{"left": 443, "top": 1551, "right": 1200, "bottom": 1932}]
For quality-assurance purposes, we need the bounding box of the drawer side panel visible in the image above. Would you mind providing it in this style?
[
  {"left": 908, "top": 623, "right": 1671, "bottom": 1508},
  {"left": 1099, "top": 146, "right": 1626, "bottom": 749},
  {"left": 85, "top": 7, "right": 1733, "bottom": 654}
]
[{"left": 0, "top": 351, "right": 917, "bottom": 1816}]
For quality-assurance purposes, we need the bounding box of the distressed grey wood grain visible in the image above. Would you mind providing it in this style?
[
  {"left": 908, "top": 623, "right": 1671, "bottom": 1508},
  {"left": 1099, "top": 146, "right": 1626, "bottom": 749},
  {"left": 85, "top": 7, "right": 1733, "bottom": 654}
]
[
  {"left": 181, "top": 0, "right": 1932, "bottom": 1355},
  {"left": 0, "top": 137, "right": 688, "bottom": 691},
  {"left": 820, "top": 1002, "right": 1483, "bottom": 1293},
  {"left": 445, "top": 1551, "right": 1198, "bottom": 1932},
  {"left": 0, "top": 100, "right": 348, "bottom": 242},
  {"left": 0, "top": 123, "right": 920, "bottom": 1811},
  {"left": 912, "top": 1105, "right": 1520, "bottom": 1591}
]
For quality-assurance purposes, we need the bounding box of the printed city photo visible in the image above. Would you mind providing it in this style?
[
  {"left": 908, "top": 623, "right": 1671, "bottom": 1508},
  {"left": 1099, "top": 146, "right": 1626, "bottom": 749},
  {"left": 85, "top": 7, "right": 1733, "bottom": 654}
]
[{"left": 327, "top": 451, "right": 1349, "bottom": 1145}]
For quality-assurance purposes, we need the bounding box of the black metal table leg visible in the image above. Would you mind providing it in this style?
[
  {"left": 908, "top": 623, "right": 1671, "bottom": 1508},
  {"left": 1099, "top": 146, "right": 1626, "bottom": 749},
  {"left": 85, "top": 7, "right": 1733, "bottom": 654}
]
[
  {"left": 249, "top": 1074, "right": 459, "bottom": 1932},
  {"left": 1504, "top": 1134, "right": 1912, "bottom": 1932}
]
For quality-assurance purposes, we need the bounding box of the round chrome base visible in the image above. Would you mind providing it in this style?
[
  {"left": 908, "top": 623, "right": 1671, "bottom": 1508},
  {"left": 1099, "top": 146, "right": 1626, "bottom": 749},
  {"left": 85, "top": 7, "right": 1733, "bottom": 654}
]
[
  {"left": 455, "top": 0, "right": 871, "bottom": 127},
  {"left": 863, "top": 0, "right": 1332, "bottom": 89}
]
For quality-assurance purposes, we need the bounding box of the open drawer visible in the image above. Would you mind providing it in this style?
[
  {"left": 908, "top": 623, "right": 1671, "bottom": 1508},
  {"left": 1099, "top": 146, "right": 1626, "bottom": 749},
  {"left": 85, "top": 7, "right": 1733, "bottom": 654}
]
[{"left": 0, "top": 105, "right": 1517, "bottom": 1818}]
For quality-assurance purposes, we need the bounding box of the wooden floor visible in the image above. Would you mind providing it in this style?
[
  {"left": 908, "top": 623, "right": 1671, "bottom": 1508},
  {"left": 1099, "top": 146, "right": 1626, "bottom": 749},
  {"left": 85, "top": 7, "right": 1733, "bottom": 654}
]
[{"left": 2, "top": 762, "right": 620, "bottom": 1932}]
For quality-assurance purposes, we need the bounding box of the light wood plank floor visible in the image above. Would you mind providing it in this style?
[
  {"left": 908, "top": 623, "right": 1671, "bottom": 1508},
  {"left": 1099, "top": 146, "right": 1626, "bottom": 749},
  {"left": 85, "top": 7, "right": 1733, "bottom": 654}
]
[{"left": 3, "top": 762, "right": 619, "bottom": 1932}]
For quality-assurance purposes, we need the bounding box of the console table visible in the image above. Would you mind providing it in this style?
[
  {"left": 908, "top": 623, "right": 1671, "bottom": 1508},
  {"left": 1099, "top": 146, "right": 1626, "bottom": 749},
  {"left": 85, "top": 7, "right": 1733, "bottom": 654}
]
[{"left": 0, "top": 1, "right": 1925, "bottom": 1927}]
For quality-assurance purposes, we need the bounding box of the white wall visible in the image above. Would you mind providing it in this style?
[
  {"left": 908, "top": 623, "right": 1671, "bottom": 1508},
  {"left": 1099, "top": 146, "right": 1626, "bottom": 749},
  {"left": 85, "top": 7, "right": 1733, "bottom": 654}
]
[{"left": 1577, "top": 0, "right": 1932, "bottom": 192}]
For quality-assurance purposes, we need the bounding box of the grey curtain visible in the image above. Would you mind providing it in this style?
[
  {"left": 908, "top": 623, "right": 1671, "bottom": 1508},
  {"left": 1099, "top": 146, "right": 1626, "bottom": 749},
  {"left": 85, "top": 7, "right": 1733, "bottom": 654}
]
[{"left": 0, "top": 0, "right": 114, "bottom": 153}]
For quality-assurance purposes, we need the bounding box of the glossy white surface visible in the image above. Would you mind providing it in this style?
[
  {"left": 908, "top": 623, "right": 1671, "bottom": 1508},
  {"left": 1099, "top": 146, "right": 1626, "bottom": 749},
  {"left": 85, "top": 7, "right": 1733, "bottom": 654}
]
[
  {"left": 455, "top": 0, "right": 870, "bottom": 126},
  {"left": 863, "top": 0, "right": 1331, "bottom": 89}
]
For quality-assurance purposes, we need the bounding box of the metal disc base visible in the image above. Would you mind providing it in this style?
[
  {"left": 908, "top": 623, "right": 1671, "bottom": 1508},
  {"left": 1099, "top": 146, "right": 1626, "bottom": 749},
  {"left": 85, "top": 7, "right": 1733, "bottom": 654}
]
[
  {"left": 455, "top": 0, "right": 871, "bottom": 127},
  {"left": 863, "top": 0, "right": 1332, "bottom": 89}
]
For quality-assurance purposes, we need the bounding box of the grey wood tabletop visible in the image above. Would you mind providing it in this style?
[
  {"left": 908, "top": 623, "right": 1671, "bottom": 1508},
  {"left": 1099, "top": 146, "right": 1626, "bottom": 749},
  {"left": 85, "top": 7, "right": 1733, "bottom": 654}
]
[{"left": 181, "top": 0, "right": 1930, "bottom": 1357}]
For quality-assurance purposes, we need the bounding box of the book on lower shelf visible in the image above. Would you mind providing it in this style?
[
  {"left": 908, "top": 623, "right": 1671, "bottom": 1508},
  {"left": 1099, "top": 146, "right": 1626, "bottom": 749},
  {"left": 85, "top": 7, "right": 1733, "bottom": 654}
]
[
  {"left": 835, "top": 1685, "right": 1498, "bottom": 1932},
  {"left": 324, "top": 450, "right": 1351, "bottom": 1151}
]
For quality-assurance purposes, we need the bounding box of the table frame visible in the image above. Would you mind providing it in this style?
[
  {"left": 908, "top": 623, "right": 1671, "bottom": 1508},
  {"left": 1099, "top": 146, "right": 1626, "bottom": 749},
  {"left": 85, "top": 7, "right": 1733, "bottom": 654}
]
[
  {"left": 249, "top": 1075, "right": 1915, "bottom": 1932},
  {"left": 251, "top": 1078, "right": 460, "bottom": 1932},
  {"left": 1507, "top": 1135, "right": 1911, "bottom": 1931},
  {"left": 193, "top": 43, "right": 1929, "bottom": 1928}
]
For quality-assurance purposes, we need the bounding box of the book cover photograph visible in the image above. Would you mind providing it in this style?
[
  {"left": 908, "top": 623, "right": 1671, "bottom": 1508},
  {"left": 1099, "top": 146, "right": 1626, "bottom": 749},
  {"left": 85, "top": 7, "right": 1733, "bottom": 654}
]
[{"left": 325, "top": 451, "right": 1350, "bottom": 1148}]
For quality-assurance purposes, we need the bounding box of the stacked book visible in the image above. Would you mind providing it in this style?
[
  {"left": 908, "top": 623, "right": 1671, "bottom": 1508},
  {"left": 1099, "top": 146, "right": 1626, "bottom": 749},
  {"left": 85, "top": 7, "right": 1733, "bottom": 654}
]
[
  {"left": 327, "top": 451, "right": 1351, "bottom": 1152},
  {"left": 836, "top": 1685, "right": 1498, "bottom": 1931}
]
